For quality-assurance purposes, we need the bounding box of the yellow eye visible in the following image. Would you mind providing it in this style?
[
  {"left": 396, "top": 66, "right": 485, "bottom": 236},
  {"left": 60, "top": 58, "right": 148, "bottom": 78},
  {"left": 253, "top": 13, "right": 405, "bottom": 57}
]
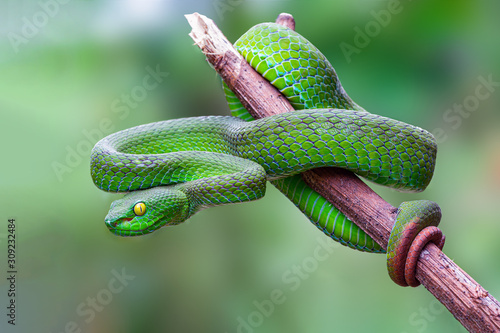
[{"left": 133, "top": 202, "right": 146, "bottom": 216}]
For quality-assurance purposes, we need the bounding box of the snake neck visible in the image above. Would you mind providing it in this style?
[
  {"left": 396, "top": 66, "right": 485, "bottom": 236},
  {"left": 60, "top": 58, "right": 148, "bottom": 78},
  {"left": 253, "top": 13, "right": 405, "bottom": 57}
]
[{"left": 90, "top": 116, "right": 246, "bottom": 192}]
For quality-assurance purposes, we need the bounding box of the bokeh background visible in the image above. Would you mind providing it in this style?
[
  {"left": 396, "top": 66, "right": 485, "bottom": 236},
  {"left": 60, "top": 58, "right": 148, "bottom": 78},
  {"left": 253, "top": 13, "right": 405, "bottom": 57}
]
[{"left": 1, "top": 0, "right": 499, "bottom": 332}]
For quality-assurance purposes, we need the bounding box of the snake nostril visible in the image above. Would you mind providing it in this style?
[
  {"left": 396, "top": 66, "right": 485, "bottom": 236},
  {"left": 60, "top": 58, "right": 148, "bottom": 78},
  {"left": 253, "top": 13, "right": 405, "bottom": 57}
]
[{"left": 105, "top": 219, "right": 116, "bottom": 228}]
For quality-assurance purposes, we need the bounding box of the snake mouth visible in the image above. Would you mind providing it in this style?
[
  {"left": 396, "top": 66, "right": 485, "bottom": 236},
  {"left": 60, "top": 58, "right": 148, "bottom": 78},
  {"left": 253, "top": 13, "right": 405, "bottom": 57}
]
[
  {"left": 105, "top": 217, "right": 156, "bottom": 237},
  {"left": 106, "top": 217, "right": 133, "bottom": 228},
  {"left": 105, "top": 217, "right": 135, "bottom": 236}
]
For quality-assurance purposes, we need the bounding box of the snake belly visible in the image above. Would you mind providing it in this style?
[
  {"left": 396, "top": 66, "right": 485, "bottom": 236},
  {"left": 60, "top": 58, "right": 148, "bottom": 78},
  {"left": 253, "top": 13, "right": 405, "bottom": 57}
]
[
  {"left": 91, "top": 21, "right": 442, "bottom": 285},
  {"left": 223, "top": 22, "right": 440, "bottom": 255},
  {"left": 223, "top": 22, "right": 381, "bottom": 252},
  {"left": 221, "top": 22, "right": 444, "bottom": 286}
]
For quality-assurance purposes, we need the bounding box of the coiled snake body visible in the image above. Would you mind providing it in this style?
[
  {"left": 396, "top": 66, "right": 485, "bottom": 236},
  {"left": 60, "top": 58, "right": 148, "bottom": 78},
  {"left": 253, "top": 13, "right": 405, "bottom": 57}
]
[{"left": 91, "top": 22, "right": 445, "bottom": 287}]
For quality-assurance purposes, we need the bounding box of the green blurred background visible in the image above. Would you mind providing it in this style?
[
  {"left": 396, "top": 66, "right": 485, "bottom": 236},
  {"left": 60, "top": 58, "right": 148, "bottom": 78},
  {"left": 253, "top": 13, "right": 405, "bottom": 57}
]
[{"left": 1, "top": 0, "right": 499, "bottom": 332}]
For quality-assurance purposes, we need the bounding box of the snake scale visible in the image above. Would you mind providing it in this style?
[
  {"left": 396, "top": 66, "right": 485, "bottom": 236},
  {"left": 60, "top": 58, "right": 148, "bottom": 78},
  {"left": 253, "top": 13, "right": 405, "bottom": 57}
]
[{"left": 91, "top": 21, "right": 445, "bottom": 287}]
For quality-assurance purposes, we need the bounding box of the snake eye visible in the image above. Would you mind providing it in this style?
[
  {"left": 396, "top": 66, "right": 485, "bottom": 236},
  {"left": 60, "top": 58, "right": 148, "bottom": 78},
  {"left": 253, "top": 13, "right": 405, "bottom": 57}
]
[{"left": 133, "top": 202, "right": 146, "bottom": 216}]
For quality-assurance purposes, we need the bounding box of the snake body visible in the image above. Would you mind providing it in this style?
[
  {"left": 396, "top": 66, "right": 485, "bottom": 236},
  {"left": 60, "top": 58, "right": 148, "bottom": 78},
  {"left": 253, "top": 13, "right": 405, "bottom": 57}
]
[{"left": 91, "top": 22, "right": 445, "bottom": 286}]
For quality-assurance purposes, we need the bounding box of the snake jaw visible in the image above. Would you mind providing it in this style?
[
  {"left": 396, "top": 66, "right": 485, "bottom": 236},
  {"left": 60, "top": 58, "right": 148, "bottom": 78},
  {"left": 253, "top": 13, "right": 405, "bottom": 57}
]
[
  {"left": 107, "top": 217, "right": 132, "bottom": 227},
  {"left": 105, "top": 213, "right": 137, "bottom": 235},
  {"left": 104, "top": 203, "right": 162, "bottom": 236},
  {"left": 105, "top": 215, "right": 156, "bottom": 236}
]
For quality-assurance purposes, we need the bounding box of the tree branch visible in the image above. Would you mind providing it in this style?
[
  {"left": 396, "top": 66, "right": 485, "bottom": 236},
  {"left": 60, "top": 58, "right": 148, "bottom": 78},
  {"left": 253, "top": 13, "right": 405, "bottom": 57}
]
[{"left": 185, "top": 12, "right": 500, "bottom": 332}]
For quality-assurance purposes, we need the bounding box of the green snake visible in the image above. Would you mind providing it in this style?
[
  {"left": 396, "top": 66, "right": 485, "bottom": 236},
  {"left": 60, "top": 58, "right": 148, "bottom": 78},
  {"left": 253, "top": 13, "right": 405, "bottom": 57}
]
[{"left": 91, "top": 22, "right": 445, "bottom": 287}]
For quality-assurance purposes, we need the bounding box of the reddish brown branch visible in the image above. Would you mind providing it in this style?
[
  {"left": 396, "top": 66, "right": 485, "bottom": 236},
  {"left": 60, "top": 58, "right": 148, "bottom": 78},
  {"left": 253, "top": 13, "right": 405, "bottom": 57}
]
[
  {"left": 275, "top": 12, "right": 295, "bottom": 30},
  {"left": 185, "top": 12, "right": 500, "bottom": 332}
]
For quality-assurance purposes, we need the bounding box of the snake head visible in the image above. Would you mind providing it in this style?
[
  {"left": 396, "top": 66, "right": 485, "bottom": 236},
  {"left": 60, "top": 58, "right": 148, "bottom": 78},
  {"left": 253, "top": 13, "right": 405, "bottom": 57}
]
[{"left": 104, "top": 186, "right": 190, "bottom": 236}]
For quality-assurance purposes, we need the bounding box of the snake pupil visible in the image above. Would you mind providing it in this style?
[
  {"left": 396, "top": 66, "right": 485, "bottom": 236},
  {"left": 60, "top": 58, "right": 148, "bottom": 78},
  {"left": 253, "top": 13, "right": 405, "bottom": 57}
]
[{"left": 134, "top": 203, "right": 146, "bottom": 216}]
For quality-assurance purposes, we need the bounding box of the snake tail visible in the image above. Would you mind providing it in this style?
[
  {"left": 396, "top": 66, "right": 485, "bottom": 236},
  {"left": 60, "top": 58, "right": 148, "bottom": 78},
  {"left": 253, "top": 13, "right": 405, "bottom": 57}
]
[{"left": 387, "top": 200, "right": 445, "bottom": 287}]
